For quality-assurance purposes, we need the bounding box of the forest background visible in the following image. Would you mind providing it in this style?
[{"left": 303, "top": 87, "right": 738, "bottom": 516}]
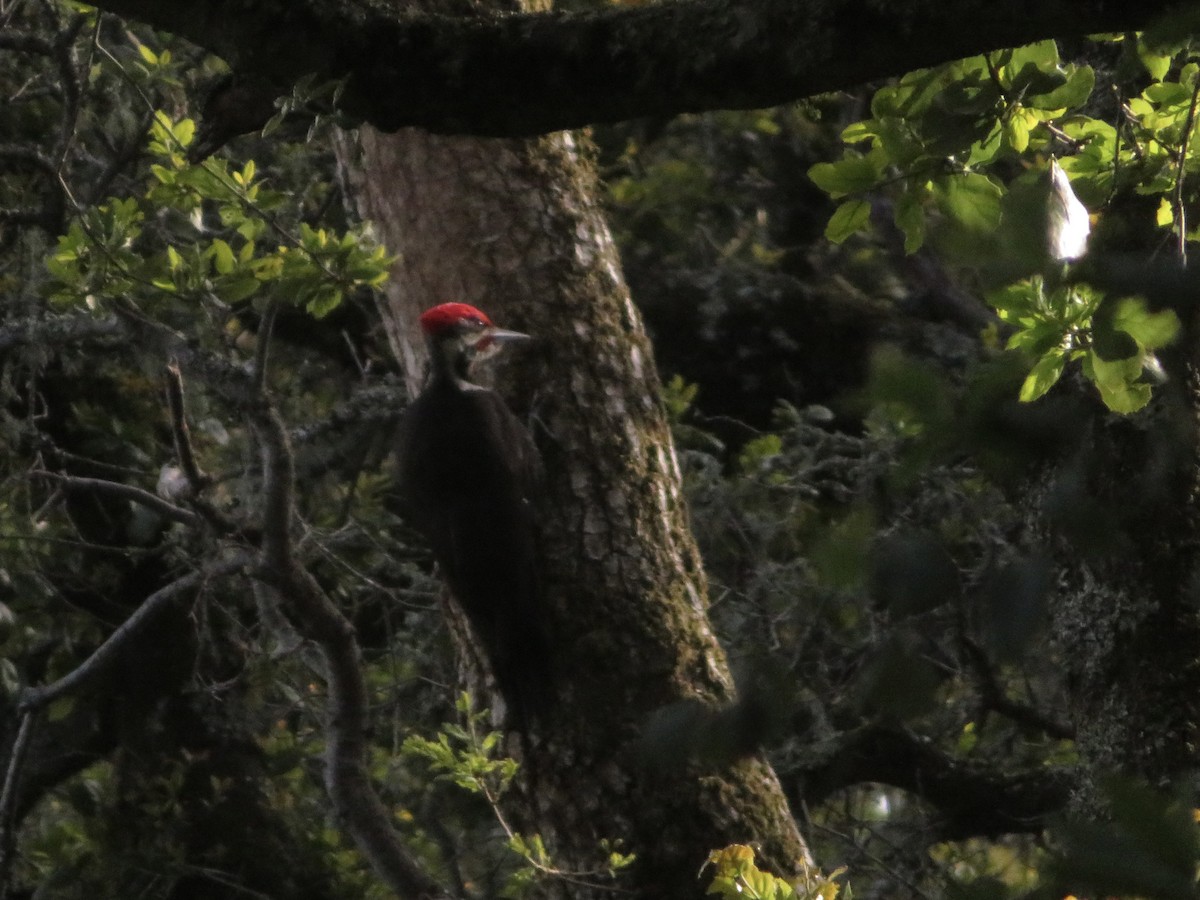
[{"left": 3, "top": 0, "right": 1200, "bottom": 898}]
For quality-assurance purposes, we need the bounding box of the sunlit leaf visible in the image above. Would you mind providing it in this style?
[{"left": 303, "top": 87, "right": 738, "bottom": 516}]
[
  {"left": 933, "top": 172, "right": 1003, "bottom": 233},
  {"left": 1027, "top": 66, "right": 1094, "bottom": 110},
  {"left": 824, "top": 198, "right": 872, "bottom": 243},
  {"left": 1084, "top": 352, "right": 1152, "bottom": 413},
  {"left": 210, "top": 239, "right": 235, "bottom": 275},
  {"left": 1112, "top": 297, "right": 1180, "bottom": 349},
  {"left": 808, "top": 156, "right": 882, "bottom": 197},
  {"left": 1019, "top": 347, "right": 1066, "bottom": 402},
  {"left": 894, "top": 189, "right": 926, "bottom": 253}
]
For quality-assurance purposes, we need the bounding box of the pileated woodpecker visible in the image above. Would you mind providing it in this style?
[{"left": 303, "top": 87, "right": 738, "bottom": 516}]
[{"left": 397, "top": 303, "right": 551, "bottom": 725}]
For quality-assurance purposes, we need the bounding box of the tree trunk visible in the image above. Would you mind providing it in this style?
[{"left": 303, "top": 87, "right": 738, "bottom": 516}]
[
  {"left": 1047, "top": 374, "right": 1200, "bottom": 808},
  {"left": 336, "top": 125, "right": 809, "bottom": 896}
]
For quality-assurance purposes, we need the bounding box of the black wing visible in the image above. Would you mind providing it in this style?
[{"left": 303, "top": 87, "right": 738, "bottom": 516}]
[{"left": 397, "top": 381, "right": 551, "bottom": 723}]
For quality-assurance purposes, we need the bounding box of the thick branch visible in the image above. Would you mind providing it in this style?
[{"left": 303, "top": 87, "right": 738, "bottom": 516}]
[
  {"left": 83, "top": 0, "right": 1175, "bottom": 136},
  {"left": 0, "top": 313, "right": 122, "bottom": 353},
  {"left": 795, "top": 725, "right": 1076, "bottom": 841},
  {"left": 32, "top": 471, "right": 207, "bottom": 530}
]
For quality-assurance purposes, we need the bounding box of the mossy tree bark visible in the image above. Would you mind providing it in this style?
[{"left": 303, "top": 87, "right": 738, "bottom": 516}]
[{"left": 1044, "top": 376, "right": 1200, "bottom": 809}]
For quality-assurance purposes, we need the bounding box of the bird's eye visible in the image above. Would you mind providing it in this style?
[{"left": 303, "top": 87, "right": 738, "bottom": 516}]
[{"left": 466, "top": 316, "right": 486, "bottom": 329}]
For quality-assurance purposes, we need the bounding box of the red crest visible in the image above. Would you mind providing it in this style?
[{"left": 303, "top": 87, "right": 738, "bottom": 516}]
[{"left": 419, "top": 303, "right": 493, "bottom": 336}]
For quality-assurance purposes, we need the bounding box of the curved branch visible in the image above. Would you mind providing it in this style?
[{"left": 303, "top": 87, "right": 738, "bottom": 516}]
[
  {"left": 249, "top": 399, "right": 450, "bottom": 899},
  {"left": 81, "top": 0, "right": 1175, "bottom": 137},
  {"left": 18, "top": 551, "right": 253, "bottom": 712},
  {"left": 0, "top": 714, "right": 34, "bottom": 899}
]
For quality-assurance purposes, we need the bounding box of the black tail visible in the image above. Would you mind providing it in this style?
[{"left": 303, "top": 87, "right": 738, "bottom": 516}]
[{"left": 491, "top": 614, "right": 555, "bottom": 729}]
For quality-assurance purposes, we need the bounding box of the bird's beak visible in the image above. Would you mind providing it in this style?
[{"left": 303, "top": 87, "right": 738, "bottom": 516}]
[
  {"left": 487, "top": 328, "right": 531, "bottom": 344},
  {"left": 471, "top": 326, "right": 531, "bottom": 361}
]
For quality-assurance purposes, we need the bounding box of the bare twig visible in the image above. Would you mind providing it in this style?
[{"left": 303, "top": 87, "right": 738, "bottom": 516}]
[
  {"left": 48, "top": 11, "right": 87, "bottom": 165},
  {"left": 31, "top": 470, "right": 206, "bottom": 530},
  {"left": 164, "top": 361, "right": 209, "bottom": 493},
  {"left": 252, "top": 299, "right": 279, "bottom": 395},
  {"left": 1172, "top": 77, "right": 1200, "bottom": 262},
  {"left": 18, "top": 551, "right": 253, "bottom": 712}
]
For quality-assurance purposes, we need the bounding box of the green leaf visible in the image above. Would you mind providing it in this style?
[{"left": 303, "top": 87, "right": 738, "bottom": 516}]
[
  {"left": 824, "top": 199, "right": 872, "bottom": 243},
  {"left": 1138, "top": 42, "right": 1174, "bottom": 81},
  {"left": 1005, "top": 111, "right": 1031, "bottom": 153},
  {"left": 894, "top": 190, "right": 926, "bottom": 253},
  {"left": 1027, "top": 66, "right": 1095, "bottom": 111},
  {"left": 987, "top": 279, "right": 1041, "bottom": 320},
  {"left": 998, "top": 41, "right": 1061, "bottom": 85},
  {"left": 1019, "top": 347, "right": 1066, "bottom": 402},
  {"left": 840, "top": 121, "right": 875, "bottom": 144},
  {"left": 48, "top": 696, "right": 75, "bottom": 722},
  {"left": 237, "top": 219, "right": 266, "bottom": 242},
  {"left": 737, "top": 434, "right": 783, "bottom": 471},
  {"left": 1144, "top": 81, "right": 1193, "bottom": 107},
  {"left": 1084, "top": 352, "right": 1152, "bottom": 413},
  {"left": 305, "top": 287, "right": 344, "bottom": 319},
  {"left": 210, "top": 239, "right": 235, "bottom": 275},
  {"left": 1007, "top": 321, "right": 1067, "bottom": 356},
  {"left": 1156, "top": 197, "right": 1175, "bottom": 227},
  {"left": 261, "top": 111, "right": 286, "bottom": 138},
  {"left": 215, "top": 274, "right": 261, "bottom": 303},
  {"left": 172, "top": 118, "right": 195, "bottom": 149},
  {"left": 966, "top": 122, "right": 1004, "bottom": 166},
  {"left": 1060, "top": 118, "right": 1118, "bottom": 161},
  {"left": 808, "top": 156, "right": 881, "bottom": 197},
  {"left": 136, "top": 43, "right": 158, "bottom": 65},
  {"left": 932, "top": 172, "right": 1003, "bottom": 233},
  {"left": 866, "top": 346, "right": 953, "bottom": 431},
  {"left": 1112, "top": 297, "right": 1180, "bottom": 349}
]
